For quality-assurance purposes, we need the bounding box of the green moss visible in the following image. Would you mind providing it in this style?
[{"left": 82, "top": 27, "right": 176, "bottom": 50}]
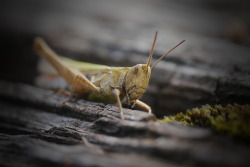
[{"left": 158, "top": 104, "right": 250, "bottom": 139}]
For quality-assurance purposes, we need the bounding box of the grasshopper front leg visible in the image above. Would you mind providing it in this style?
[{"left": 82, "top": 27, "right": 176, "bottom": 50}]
[{"left": 134, "top": 100, "right": 152, "bottom": 114}]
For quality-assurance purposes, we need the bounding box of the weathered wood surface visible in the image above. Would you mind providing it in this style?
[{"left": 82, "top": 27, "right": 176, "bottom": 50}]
[{"left": 0, "top": 80, "right": 250, "bottom": 167}]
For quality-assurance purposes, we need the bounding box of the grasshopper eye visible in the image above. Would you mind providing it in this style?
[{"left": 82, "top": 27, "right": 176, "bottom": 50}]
[{"left": 133, "top": 66, "right": 139, "bottom": 74}]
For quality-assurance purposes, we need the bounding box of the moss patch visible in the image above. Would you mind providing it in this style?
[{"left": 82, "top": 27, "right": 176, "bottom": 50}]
[{"left": 158, "top": 104, "right": 250, "bottom": 139}]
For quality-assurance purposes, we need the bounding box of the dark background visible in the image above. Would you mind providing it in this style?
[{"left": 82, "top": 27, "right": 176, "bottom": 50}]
[{"left": 0, "top": 0, "right": 250, "bottom": 117}]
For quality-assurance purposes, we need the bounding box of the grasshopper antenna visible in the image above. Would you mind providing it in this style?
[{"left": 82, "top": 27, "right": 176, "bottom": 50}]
[
  {"left": 147, "top": 31, "right": 158, "bottom": 68},
  {"left": 151, "top": 40, "right": 185, "bottom": 69}
]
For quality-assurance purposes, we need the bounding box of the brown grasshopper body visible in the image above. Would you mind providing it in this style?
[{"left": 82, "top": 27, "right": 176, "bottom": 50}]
[{"left": 34, "top": 32, "right": 184, "bottom": 119}]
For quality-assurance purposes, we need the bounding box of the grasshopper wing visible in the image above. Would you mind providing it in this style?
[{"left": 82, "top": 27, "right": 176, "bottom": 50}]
[{"left": 61, "top": 57, "right": 114, "bottom": 75}]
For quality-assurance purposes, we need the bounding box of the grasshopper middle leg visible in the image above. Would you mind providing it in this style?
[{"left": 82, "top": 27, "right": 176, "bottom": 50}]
[{"left": 113, "top": 89, "right": 124, "bottom": 120}]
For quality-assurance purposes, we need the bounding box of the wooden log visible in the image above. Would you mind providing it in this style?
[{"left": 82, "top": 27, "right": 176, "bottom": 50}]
[{"left": 0, "top": 81, "right": 249, "bottom": 167}]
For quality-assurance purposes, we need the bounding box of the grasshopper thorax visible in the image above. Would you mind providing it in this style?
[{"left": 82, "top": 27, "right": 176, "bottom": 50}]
[{"left": 124, "top": 64, "right": 151, "bottom": 101}]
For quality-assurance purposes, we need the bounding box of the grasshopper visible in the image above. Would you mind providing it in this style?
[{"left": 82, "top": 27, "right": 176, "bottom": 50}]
[{"left": 34, "top": 31, "right": 185, "bottom": 119}]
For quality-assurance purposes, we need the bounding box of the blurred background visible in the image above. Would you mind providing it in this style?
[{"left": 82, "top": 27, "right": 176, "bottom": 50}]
[{"left": 0, "top": 0, "right": 250, "bottom": 117}]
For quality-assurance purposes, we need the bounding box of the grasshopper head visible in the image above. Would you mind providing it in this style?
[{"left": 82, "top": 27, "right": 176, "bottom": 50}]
[
  {"left": 124, "top": 31, "right": 185, "bottom": 103},
  {"left": 124, "top": 64, "right": 151, "bottom": 101}
]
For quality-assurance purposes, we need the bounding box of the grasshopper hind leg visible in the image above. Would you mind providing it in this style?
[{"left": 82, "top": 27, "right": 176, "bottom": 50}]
[{"left": 71, "top": 73, "right": 101, "bottom": 96}]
